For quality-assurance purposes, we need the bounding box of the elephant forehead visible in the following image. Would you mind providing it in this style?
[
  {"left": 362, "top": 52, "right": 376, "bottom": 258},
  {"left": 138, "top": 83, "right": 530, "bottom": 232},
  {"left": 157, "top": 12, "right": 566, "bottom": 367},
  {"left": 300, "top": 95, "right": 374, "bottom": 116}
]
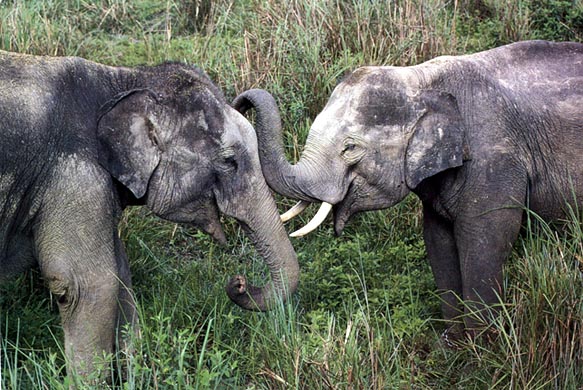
[
  {"left": 329, "top": 68, "right": 419, "bottom": 128},
  {"left": 220, "top": 109, "right": 255, "bottom": 161},
  {"left": 169, "top": 109, "right": 222, "bottom": 149},
  {"left": 316, "top": 81, "right": 377, "bottom": 126},
  {"left": 310, "top": 94, "right": 353, "bottom": 139},
  {"left": 222, "top": 106, "right": 255, "bottom": 147},
  {"left": 359, "top": 90, "right": 409, "bottom": 127},
  {"left": 356, "top": 83, "right": 416, "bottom": 127}
]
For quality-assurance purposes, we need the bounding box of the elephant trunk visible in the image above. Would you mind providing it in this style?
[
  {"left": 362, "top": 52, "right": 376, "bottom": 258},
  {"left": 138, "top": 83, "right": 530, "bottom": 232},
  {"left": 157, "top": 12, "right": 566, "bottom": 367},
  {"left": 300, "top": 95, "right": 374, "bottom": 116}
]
[
  {"left": 225, "top": 180, "right": 299, "bottom": 311},
  {"left": 232, "top": 89, "right": 317, "bottom": 202}
]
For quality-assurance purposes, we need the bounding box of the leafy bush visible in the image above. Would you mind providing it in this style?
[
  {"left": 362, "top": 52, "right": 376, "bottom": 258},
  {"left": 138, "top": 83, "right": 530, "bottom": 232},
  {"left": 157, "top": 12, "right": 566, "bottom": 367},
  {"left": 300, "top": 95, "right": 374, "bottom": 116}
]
[{"left": 529, "top": 0, "right": 583, "bottom": 41}]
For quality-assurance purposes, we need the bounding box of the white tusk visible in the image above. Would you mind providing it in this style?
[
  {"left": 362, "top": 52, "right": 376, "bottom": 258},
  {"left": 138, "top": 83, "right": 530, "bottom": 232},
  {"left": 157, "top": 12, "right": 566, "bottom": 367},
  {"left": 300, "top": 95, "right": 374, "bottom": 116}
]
[
  {"left": 290, "top": 202, "right": 333, "bottom": 238},
  {"left": 280, "top": 200, "right": 310, "bottom": 222}
]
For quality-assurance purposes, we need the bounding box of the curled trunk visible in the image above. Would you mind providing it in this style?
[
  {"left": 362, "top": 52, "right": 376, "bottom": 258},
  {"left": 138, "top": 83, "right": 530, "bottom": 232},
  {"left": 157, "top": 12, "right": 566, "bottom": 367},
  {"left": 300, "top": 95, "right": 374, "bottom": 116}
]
[
  {"left": 232, "top": 89, "right": 316, "bottom": 202},
  {"left": 233, "top": 89, "right": 340, "bottom": 237},
  {"left": 225, "top": 180, "right": 299, "bottom": 311}
]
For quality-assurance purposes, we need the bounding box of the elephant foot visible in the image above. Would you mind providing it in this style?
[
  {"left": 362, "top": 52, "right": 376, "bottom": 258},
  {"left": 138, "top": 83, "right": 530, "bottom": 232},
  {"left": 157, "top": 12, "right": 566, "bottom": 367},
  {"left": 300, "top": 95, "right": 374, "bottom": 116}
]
[
  {"left": 439, "top": 321, "right": 500, "bottom": 350},
  {"left": 465, "top": 323, "right": 500, "bottom": 346},
  {"left": 439, "top": 322, "right": 466, "bottom": 349}
]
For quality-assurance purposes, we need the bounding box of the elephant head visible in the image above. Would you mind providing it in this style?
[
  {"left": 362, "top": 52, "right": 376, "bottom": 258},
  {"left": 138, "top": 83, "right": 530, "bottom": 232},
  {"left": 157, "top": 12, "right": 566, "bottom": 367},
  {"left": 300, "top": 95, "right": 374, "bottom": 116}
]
[
  {"left": 233, "top": 65, "right": 465, "bottom": 235},
  {"left": 97, "top": 63, "right": 299, "bottom": 310}
]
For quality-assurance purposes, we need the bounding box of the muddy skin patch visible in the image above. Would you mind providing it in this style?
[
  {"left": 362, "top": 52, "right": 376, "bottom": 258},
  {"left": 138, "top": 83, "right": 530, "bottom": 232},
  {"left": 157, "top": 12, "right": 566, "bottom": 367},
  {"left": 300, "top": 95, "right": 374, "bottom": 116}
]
[{"left": 353, "top": 72, "right": 417, "bottom": 127}]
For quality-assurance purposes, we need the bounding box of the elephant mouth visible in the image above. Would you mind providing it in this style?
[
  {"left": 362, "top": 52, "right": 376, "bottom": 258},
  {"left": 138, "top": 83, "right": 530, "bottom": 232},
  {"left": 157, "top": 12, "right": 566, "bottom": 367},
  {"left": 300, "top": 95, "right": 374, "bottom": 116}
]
[
  {"left": 332, "top": 180, "right": 360, "bottom": 236},
  {"left": 280, "top": 180, "right": 358, "bottom": 238},
  {"left": 159, "top": 197, "right": 228, "bottom": 245},
  {"left": 196, "top": 216, "right": 227, "bottom": 245},
  {"left": 282, "top": 177, "right": 397, "bottom": 238},
  {"left": 335, "top": 178, "right": 409, "bottom": 235},
  {"left": 280, "top": 196, "right": 353, "bottom": 238},
  {"left": 192, "top": 198, "right": 227, "bottom": 245},
  {"left": 332, "top": 202, "right": 352, "bottom": 236}
]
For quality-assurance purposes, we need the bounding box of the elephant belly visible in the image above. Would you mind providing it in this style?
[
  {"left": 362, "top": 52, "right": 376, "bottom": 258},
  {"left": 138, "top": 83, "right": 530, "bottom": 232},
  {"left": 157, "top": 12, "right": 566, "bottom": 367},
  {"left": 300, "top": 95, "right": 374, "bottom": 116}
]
[
  {"left": 0, "top": 172, "right": 45, "bottom": 281},
  {"left": 527, "top": 179, "right": 582, "bottom": 222}
]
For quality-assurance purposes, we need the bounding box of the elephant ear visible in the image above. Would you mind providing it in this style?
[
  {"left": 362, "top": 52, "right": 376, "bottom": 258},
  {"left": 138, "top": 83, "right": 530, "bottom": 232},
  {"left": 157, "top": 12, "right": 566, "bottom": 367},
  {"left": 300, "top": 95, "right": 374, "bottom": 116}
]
[
  {"left": 97, "top": 90, "right": 161, "bottom": 198},
  {"left": 405, "top": 90, "right": 466, "bottom": 189}
]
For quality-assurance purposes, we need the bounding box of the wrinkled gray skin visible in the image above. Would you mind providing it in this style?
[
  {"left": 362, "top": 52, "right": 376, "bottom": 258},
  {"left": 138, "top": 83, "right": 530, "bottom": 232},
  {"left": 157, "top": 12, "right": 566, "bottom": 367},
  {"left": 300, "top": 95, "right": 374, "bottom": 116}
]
[
  {"left": 234, "top": 40, "right": 583, "bottom": 339},
  {"left": 0, "top": 51, "right": 298, "bottom": 378}
]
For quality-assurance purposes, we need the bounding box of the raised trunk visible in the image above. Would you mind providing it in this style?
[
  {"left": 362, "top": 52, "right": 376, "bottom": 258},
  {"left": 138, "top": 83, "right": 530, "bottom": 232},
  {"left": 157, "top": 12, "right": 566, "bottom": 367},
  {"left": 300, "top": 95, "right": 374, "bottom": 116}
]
[
  {"left": 225, "top": 181, "right": 300, "bottom": 311},
  {"left": 232, "top": 89, "right": 316, "bottom": 202}
]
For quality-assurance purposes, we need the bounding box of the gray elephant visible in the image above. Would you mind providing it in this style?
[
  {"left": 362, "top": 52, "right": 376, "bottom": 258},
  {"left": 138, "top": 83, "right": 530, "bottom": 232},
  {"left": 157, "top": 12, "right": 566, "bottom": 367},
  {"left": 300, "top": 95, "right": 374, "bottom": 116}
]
[
  {"left": 233, "top": 40, "right": 583, "bottom": 341},
  {"left": 0, "top": 51, "right": 299, "bottom": 378}
]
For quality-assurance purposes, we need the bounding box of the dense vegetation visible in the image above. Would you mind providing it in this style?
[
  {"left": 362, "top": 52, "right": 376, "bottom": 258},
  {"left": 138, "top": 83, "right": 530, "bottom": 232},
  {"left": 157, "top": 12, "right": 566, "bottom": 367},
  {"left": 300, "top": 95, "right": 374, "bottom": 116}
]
[{"left": 1, "top": 0, "right": 582, "bottom": 388}]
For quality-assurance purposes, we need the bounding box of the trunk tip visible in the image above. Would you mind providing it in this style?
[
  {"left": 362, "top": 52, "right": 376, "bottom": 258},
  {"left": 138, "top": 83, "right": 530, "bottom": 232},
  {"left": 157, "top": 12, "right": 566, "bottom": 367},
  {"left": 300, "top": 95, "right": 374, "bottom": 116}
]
[
  {"left": 226, "top": 275, "right": 247, "bottom": 297},
  {"left": 226, "top": 274, "right": 297, "bottom": 312},
  {"left": 226, "top": 275, "right": 266, "bottom": 312}
]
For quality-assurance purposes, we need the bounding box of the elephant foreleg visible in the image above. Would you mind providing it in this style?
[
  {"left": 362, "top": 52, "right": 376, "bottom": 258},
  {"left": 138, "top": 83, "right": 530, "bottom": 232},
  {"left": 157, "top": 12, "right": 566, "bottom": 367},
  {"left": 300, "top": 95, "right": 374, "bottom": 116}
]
[
  {"left": 114, "top": 236, "right": 139, "bottom": 357},
  {"left": 33, "top": 185, "right": 127, "bottom": 381},
  {"left": 422, "top": 204, "right": 464, "bottom": 340},
  {"left": 38, "top": 255, "right": 120, "bottom": 380}
]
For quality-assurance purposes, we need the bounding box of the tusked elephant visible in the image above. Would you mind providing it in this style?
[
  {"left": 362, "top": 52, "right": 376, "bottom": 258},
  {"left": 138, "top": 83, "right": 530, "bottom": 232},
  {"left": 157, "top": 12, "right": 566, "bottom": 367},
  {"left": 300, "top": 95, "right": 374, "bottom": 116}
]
[
  {"left": 233, "top": 40, "right": 583, "bottom": 341},
  {"left": 0, "top": 51, "right": 299, "bottom": 378}
]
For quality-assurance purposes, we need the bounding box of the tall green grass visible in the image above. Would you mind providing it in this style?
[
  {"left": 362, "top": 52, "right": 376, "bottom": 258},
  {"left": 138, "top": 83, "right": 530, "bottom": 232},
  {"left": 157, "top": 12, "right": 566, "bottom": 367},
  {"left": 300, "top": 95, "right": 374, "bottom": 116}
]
[{"left": 1, "top": 0, "right": 583, "bottom": 388}]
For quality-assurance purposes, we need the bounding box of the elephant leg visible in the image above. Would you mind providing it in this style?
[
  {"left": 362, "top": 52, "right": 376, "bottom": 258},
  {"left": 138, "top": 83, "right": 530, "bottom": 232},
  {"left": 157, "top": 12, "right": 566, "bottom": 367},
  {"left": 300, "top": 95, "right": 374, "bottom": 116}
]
[
  {"left": 454, "top": 205, "right": 523, "bottom": 336},
  {"left": 37, "top": 248, "right": 120, "bottom": 380},
  {"left": 422, "top": 203, "right": 464, "bottom": 340},
  {"left": 114, "top": 236, "right": 139, "bottom": 354},
  {"left": 34, "top": 199, "right": 123, "bottom": 381}
]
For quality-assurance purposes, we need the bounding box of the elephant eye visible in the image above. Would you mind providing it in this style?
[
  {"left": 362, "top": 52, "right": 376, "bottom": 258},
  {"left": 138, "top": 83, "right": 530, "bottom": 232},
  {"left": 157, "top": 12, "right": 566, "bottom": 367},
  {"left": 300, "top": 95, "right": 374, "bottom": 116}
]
[
  {"left": 344, "top": 143, "right": 356, "bottom": 152},
  {"left": 341, "top": 138, "right": 365, "bottom": 164},
  {"left": 224, "top": 155, "right": 238, "bottom": 169},
  {"left": 342, "top": 140, "right": 358, "bottom": 154},
  {"left": 217, "top": 147, "right": 238, "bottom": 173}
]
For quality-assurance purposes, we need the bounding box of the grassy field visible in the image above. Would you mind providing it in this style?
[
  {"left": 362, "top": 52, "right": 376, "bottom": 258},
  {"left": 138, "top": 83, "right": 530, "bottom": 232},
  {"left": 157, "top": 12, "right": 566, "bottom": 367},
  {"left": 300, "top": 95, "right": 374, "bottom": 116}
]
[{"left": 1, "top": 0, "right": 583, "bottom": 388}]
